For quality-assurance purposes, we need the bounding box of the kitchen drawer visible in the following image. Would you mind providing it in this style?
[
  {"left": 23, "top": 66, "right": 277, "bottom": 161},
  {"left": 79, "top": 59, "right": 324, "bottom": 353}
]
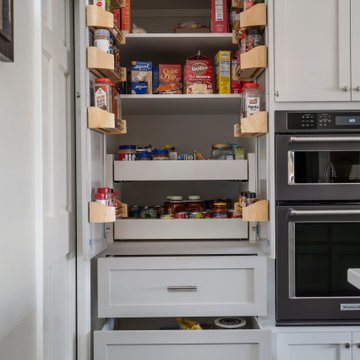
[
  {"left": 98, "top": 256, "right": 267, "bottom": 318},
  {"left": 94, "top": 318, "right": 271, "bottom": 360}
]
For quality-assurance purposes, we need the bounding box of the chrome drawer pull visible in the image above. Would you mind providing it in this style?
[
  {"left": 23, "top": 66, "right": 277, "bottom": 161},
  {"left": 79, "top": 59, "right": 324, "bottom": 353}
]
[
  {"left": 289, "top": 136, "right": 360, "bottom": 143},
  {"left": 167, "top": 286, "right": 198, "bottom": 292},
  {"left": 289, "top": 209, "right": 360, "bottom": 216}
]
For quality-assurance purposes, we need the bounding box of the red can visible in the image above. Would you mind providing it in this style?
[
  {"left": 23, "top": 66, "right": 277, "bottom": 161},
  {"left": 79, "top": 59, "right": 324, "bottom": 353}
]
[
  {"left": 202, "top": 211, "right": 212, "bottom": 218},
  {"left": 175, "top": 212, "right": 188, "bottom": 219}
]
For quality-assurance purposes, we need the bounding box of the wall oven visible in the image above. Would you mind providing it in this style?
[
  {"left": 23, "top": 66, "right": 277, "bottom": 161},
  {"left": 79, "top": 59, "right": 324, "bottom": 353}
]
[{"left": 276, "top": 111, "right": 360, "bottom": 325}]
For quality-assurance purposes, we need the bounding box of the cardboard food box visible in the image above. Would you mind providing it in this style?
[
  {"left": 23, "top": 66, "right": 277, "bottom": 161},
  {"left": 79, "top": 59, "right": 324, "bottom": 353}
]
[
  {"left": 215, "top": 51, "right": 231, "bottom": 94},
  {"left": 131, "top": 61, "right": 152, "bottom": 94},
  {"left": 121, "top": 0, "right": 131, "bottom": 34},
  {"left": 184, "top": 53, "right": 213, "bottom": 94},
  {"left": 159, "top": 65, "right": 182, "bottom": 84},
  {"left": 211, "top": 0, "right": 228, "bottom": 33},
  {"left": 113, "top": 8, "right": 121, "bottom": 29}
]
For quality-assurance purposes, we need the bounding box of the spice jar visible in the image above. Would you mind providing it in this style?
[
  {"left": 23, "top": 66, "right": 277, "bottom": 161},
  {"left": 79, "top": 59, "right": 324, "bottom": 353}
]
[
  {"left": 212, "top": 202, "right": 228, "bottom": 219},
  {"left": 152, "top": 149, "right": 170, "bottom": 160},
  {"left": 164, "top": 145, "right": 177, "bottom": 160},
  {"left": 168, "top": 196, "right": 186, "bottom": 215},
  {"left": 94, "top": 29, "right": 110, "bottom": 53},
  {"left": 230, "top": 7, "right": 241, "bottom": 31},
  {"left": 118, "top": 145, "right": 137, "bottom": 161},
  {"left": 243, "top": 0, "right": 254, "bottom": 11},
  {"left": 242, "top": 82, "right": 260, "bottom": 118},
  {"left": 97, "top": 187, "right": 111, "bottom": 205},
  {"left": 94, "top": 78, "right": 112, "bottom": 112},
  {"left": 136, "top": 153, "right": 152, "bottom": 161},
  {"left": 95, "top": 193, "right": 108, "bottom": 206},
  {"left": 94, "top": 0, "right": 108, "bottom": 11},
  {"left": 240, "top": 33, "right": 247, "bottom": 54},
  {"left": 111, "top": 83, "right": 118, "bottom": 120},
  {"left": 246, "top": 28, "right": 263, "bottom": 52},
  {"left": 212, "top": 144, "right": 234, "bottom": 160},
  {"left": 187, "top": 195, "right": 204, "bottom": 213}
]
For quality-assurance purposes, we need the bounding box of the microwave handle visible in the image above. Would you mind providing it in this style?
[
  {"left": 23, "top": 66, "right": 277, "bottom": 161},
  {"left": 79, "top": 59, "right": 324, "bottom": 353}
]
[
  {"left": 289, "top": 136, "right": 360, "bottom": 143},
  {"left": 290, "top": 209, "right": 360, "bottom": 216}
]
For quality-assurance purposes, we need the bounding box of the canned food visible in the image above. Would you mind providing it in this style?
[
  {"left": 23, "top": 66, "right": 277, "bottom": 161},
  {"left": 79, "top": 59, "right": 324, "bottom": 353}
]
[
  {"left": 202, "top": 211, "right": 212, "bottom": 218},
  {"left": 140, "top": 206, "right": 147, "bottom": 218},
  {"left": 189, "top": 212, "right": 204, "bottom": 219},
  {"left": 146, "top": 207, "right": 158, "bottom": 219},
  {"left": 129, "top": 205, "right": 140, "bottom": 218},
  {"left": 161, "top": 214, "right": 174, "bottom": 219},
  {"left": 174, "top": 212, "right": 188, "bottom": 219}
]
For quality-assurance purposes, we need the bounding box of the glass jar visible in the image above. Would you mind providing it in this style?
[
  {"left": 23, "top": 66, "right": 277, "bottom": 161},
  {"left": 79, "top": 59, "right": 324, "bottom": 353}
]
[
  {"left": 118, "top": 145, "right": 137, "bottom": 161},
  {"left": 187, "top": 195, "right": 204, "bottom": 213},
  {"left": 230, "top": 7, "right": 241, "bottom": 31},
  {"left": 212, "top": 202, "right": 228, "bottom": 219},
  {"left": 111, "top": 83, "right": 118, "bottom": 120},
  {"left": 94, "top": 78, "right": 112, "bottom": 112},
  {"left": 242, "top": 82, "right": 260, "bottom": 118},
  {"left": 212, "top": 144, "right": 235, "bottom": 160},
  {"left": 152, "top": 149, "right": 170, "bottom": 160},
  {"left": 168, "top": 196, "right": 186, "bottom": 215},
  {"left": 94, "top": 0, "right": 108, "bottom": 11},
  {"left": 240, "top": 33, "right": 247, "bottom": 54},
  {"left": 246, "top": 28, "right": 263, "bottom": 52},
  {"left": 94, "top": 29, "right": 110, "bottom": 53},
  {"left": 136, "top": 153, "right": 152, "bottom": 161}
]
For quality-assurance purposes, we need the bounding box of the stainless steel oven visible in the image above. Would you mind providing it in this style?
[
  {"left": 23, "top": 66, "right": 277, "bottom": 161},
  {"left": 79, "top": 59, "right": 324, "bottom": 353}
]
[
  {"left": 276, "top": 204, "right": 360, "bottom": 325},
  {"left": 276, "top": 111, "right": 360, "bottom": 201}
]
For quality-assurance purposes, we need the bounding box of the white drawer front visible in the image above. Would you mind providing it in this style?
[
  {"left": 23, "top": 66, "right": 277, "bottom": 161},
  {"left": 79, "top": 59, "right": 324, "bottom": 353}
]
[
  {"left": 94, "top": 327, "right": 271, "bottom": 360},
  {"left": 98, "top": 256, "right": 267, "bottom": 318}
]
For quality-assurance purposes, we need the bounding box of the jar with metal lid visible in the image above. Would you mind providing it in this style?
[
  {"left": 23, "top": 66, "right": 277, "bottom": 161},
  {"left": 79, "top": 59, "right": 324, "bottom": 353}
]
[
  {"left": 187, "top": 195, "right": 204, "bottom": 213},
  {"left": 212, "top": 202, "right": 228, "bottom": 218},
  {"left": 212, "top": 144, "right": 234, "bottom": 160},
  {"left": 136, "top": 153, "right": 152, "bottom": 161},
  {"left": 168, "top": 196, "right": 186, "bottom": 215},
  {"left": 94, "top": 78, "right": 112, "bottom": 112},
  {"left": 246, "top": 28, "right": 263, "bottom": 52},
  {"left": 164, "top": 145, "right": 177, "bottom": 160},
  {"left": 152, "top": 149, "right": 170, "bottom": 160},
  {"left": 94, "top": 29, "right": 110, "bottom": 53},
  {"left": 118, "top": 145, "right": 137, "bottom": 161},
  {"left": 242, "top": 82, "right": 260, "bottom": 118}
]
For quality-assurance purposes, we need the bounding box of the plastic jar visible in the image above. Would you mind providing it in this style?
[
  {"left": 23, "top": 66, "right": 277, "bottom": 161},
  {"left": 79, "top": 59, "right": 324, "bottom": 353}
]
[
  {"left": 240, "top": 33, "right": 247, "bottom": 54},
  {"left": 230, "top": 7, "right": 241, "bottom": 31},
  {"left": 97, "top": 187, "right": 111, "bottom": 205},
  {"left": 136, "top": 153, "right": 152, "bottom": 161},
  {"left": 246, "top": 28, "right": 263, "bottom": 52},
  {"left": 242, "top": 82, "right": 260, "bottom": 118},
  {"left": 243, "top": 0, "right": 254, "bottom": 11},
  {"left": 164, "top": 145, "right": 177, "bottom": 160},
  {"left": 168, "top": 196, "right": 186, "bottom": 215},
  {"left": 95, "top": 193, "right": 108, "bottom": 206},
  {"left": 212, "top": 202, "right": 228, "bottom": 219},
  {"left": 212, "top": 144, "right": 235, "bottom": 160},
  {"left": 111, "top": 83, "right": 118, "bottom": 120},
  {"left": 94, "top": 0, "right": 108, "bottom": 11},
  {"left": 118, "top": 145, "right": 137, "bottom": 161},
  {"left": 214, "top": 318, "right": 246, "bottom": 329},
  {"left": 94, "top": 78, "right": 112, "bottom": 112},
  {"left": 94, "top": 29, "right": 110, "bottom": 53},
  {"left": 187, "top": 195, "right": 204, "bottom": 213},
  {"left": 152, "top": 149, "right": 169, "bottom": 160}
]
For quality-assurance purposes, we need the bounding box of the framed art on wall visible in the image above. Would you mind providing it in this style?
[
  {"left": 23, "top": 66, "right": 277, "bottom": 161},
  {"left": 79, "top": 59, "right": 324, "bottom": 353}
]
[{"left": 0, "top": 0, "right": 14, "bottom": 62}]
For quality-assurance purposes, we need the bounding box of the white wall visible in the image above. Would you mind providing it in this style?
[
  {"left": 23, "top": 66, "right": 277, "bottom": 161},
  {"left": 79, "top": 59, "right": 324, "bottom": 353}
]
[{"left": 0, "top": 1, "right": 39, "bottom": 359}]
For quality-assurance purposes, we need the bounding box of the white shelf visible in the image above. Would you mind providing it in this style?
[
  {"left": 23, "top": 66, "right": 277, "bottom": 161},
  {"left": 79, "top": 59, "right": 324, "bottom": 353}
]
[
  {"left": 114, "top": 160, "right": 248, "bottom": 181},
  {"left": 114, "top": 218, "right": 248, "bottom": 240},
  {"left": 121, "top": 94, "right": 241, "bottom": 115}
]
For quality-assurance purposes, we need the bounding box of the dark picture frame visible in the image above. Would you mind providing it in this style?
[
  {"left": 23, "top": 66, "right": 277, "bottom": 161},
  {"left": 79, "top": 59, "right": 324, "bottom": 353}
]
[{"left": 0, "top": 0, "right": 14, "bottom": 62}]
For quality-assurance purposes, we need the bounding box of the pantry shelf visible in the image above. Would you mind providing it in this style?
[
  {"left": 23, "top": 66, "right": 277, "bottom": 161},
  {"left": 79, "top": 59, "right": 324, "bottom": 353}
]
[
  {"left": 114, "top": 160, "right": 248, "bottom": 182},
  {"left": 120, "top": 94, "right": 241, "bottom": 115},
  {"left": 88, "top": 107, "right": 127, "bottom": 135},
  {"left": 242, "top": 199, "right": 269, "bottom": 222},
  {"left": 87, "top": 47, "right": 126, "bottom": 82},
  {"left": 239, "top": 45, "right": 267, "bottom": 81},
  {"left": 89, "top": 202, "right": 116, "bottom": 223},
  {"left": 234, "top": 111, "right": 268, "bottom": 138},
  {"left": 114, "top": 218, "right": 249, "bottom": 240}
]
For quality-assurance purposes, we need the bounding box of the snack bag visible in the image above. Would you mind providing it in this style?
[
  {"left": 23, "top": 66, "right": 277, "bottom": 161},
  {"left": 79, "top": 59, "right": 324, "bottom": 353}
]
[{"left": 131, "top": 61, "right": 152, "bottom": 94}]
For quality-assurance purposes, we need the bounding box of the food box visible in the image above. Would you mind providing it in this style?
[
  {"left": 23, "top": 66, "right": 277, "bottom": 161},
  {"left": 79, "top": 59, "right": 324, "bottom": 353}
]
[
  {"left": 215, "top": 51, "right": 231, "bottom": 94},
  {"left": 184, "top": 53, "right": 213, "bottom": 94},
  {"left": 152, "top": 66, "right": 159, "bottom": 94},
  {"left": 131, "top": 82, "right": 148, "bottom": 95},
  {"left": 159, "top": 65, "right": 182, "bottom": 85},
  {"left": 113, "top": 8, "right": 121, "bottom": 29},
  {"left": 211, "top": 0, "right": 228, "bottom": 33},
  {"left": 121, "top": 0, "right": 131, "bottom": 34},
  {"left": 131, "top": 61, "right": 152, "bottom": 94}
]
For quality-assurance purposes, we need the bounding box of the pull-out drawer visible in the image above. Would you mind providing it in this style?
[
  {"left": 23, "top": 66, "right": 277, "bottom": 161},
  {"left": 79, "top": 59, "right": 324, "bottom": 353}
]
[
  {"left": 98, "top": 256, "right": 267, "bottom": 318},
  {"left": 94, "top": 318, "right": 271, "bottom": 360}
]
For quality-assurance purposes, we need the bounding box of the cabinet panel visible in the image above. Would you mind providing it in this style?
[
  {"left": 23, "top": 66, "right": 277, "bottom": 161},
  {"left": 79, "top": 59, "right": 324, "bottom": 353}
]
[
  {"left": 274, "top": 0, "right": 351, "bottom": 102},
  {"left": 351, "top": 0, "right": 360, "bottom": 101},
  {"left": 277, "top": 333, "right": 352, "bottom": 360},
  {"left": 353, "top": 332, "right": 360, "bottom": 360}
]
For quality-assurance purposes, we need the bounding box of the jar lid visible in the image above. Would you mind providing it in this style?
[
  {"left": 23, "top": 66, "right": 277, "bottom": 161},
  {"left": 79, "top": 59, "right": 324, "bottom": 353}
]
[
  {"left": 152, "top": 149, "right": 169, "bottom": 155},
  {"left": 243, "top": 82, "right": 259, "bottom": 90},
  {"left": 213, "top": 202, "right": 227, "bottom": 206},
  {"left": 212, "top": 144, "right": 233, "bottom": 149},
  {"left": 236, "top": 50, "right": 240, "bottom": 56},
  {"left": 95, "top": 193, "right": 107, "bottom": 199},
  {"left": 171, "top": 196, "right": 183, "bottom": 201},
  {"left": 94, "top": 29, "right": 110, "bottom": 37},
  {"left": 241, "top": 33, "right": 246, "bottom": 39},
  {"left": 95, "top": 78, "right": 112, "bottom": 83},
  {"left": 119, "top": 145, "right": 137, "bottom": 150},
  {"left": 97, "top": 187, "right": 111, "bottom": 193},
  {"left": 111, "top": 82, "right": 115, "bottom": 87},
  {"left": 164, "top": 144, "right": 174, "bottom": 150},
  {"left": 214, "top": 318, "right": 246, "bottom": 329},
  {"left": 113, "top": 191, "right": 118, "bottom": 196},
  {"left": 136, "top": 153, "right": 151, "bottom": 158},
  {"left": 188, "top": 195, "right": 201, "bottom": 200}
]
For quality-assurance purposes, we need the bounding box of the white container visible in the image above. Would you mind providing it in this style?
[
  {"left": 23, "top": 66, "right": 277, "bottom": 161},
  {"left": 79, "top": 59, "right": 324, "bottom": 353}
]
[{"left": 94, "top": 29, "right": 110, "bottom": 53}]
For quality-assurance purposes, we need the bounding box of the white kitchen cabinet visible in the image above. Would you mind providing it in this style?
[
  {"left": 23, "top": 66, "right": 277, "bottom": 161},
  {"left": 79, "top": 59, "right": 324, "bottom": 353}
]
[
  {"left": 274, "top": 0, "right": 352, "bottom": 102},
  {"left": 276, "top": 332, "right": 352, "bottom": 360},
  {"left": 351, "top": 0, "right": 360, "bottom": 101},
  {"left": 352, "top": 333, "right": 360, "bottom": 360}
]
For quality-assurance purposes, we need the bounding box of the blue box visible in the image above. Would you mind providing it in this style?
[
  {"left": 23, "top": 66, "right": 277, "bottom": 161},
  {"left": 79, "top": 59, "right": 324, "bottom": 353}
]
[
  {"left": 153, "top": 66, "right": 159, "bottom": 93},
  {"left": 131, "top": 82, "right": 148, "bottom": 95},
  {"left": 131, "top": 61, "right": 153, "bottom": 71}
]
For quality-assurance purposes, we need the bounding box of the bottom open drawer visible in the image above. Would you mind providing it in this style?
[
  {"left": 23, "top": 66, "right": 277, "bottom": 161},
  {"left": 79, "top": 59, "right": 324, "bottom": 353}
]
[{"left": 94, "top": 317, "right": 271, "bottom": 360}]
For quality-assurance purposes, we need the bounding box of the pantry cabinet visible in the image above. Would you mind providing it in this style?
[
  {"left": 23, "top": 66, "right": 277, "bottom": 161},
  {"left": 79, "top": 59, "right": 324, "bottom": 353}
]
[{"left": 274, "top": 0, "right": 353, "bottom": 102}]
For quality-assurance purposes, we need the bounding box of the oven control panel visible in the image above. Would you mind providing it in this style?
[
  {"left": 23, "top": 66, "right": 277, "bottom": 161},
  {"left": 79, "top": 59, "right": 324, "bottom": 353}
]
[{"left": 287, "top": 112, "right": 360, "bottom": 130}]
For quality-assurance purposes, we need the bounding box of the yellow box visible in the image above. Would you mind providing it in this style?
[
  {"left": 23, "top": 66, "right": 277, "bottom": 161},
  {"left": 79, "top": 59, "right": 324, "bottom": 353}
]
[{"left": 215, "top": 51, "right": 231, "bottom": 94}]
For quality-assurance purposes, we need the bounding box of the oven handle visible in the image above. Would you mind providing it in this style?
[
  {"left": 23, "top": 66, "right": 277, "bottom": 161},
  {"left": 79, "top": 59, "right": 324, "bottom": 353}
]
[
  {"left": 289, "top": 209, "right": 360, "bottom": 216},
  {"left": 289, "top": 136, "right": 360, "bottom": 143}
]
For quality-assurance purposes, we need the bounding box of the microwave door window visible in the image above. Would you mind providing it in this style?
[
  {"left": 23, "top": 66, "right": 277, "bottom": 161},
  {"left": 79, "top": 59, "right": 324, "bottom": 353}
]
[
  {"left": 294, "top": 151, "right": 360, "bottom": 184},
  {"left": 295, "top": 223, "right": 360, "bottom": 297}
]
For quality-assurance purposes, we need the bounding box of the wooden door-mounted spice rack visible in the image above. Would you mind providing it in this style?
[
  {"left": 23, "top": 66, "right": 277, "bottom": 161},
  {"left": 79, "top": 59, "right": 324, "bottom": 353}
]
[
  {"left": 242, "top": 199, "right": 269, "bottom": 222},
  {"left": 238, "top": 45, "right": 267, "bottom": 81},
  {"left": 88, "top": 107, "right": 127, "bottom": 135},
  {"left": 89, "top": 202, "right": 116, "bottom": 223},
  {"left": 234, "top": 111, "right": 268, "bottom": 138}
]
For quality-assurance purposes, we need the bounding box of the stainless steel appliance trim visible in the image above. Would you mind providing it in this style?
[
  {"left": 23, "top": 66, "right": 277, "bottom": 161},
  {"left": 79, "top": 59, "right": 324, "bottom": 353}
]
[
  {"left": 289, "top": 209, "right": 360, "bottom": 216},
  {"left": 288, "top": 151, "right": 295, "bottom": 185},
  {"left": 167, "top": 286, "right": 198, "bottom": 292},
  {"left": 288, "top": 222, "right": 296, "bottom": 298},
  {"left": 290, "top": 136, "right": 360, "bottom": 143}
]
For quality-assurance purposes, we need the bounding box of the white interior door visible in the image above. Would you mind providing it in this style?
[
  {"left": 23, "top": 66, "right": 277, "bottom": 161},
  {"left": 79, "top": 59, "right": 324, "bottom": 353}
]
[
  {"left": 274, "top": 0, "right": 351, "bottom": 102},
  {"left": 41, "top": 0, "right": 76, "bottom": 359},
  {"left": 351, "top": 0, "right": 360, "bottom": 101}
]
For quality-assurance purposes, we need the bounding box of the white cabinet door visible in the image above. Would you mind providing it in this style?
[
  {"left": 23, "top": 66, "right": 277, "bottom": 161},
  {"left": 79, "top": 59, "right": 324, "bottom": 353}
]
[
  {"left": 351, "top": 0, "right": 360, "bottom": 101},
  {"left": 277, "top": 333, "right": 352, "bottom": 360},
  {"left": 353, "top": 333, "right": 360, "bottom": 360},
  {"left": 274, "top": 0, "right": 351, "bottom": 102}
]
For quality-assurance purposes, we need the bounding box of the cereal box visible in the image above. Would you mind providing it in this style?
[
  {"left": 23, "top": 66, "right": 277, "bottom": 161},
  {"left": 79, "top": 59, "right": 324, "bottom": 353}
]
[
  {"left": 159, "top": 65, "right": 182, "bottom": 84},
  {"left": 211, "top": 0, "right": 228, "bottom": 33},
  {"left": 184, "top": 53, "right": 213, "bottom": 94},
  {"left": 215, "top": 51, "right": 231, "bottom": 94},
  {"left": 121, "top": 0, "right": 131, "bottom": 34},
  {"left": 113, "top": 8, "right": 121, "bottom": 29},
  {"left": 131, "top": 61, "right": 152, "bottom": 94}
]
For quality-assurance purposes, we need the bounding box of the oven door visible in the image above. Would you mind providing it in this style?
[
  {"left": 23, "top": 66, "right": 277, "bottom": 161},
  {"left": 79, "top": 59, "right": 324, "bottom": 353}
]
[
  {"left": 276, "top": 204, "right": 360, "bottom": 325},
  {"left": 276, "top": 134, "right": 360, "bottom": 200}
]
